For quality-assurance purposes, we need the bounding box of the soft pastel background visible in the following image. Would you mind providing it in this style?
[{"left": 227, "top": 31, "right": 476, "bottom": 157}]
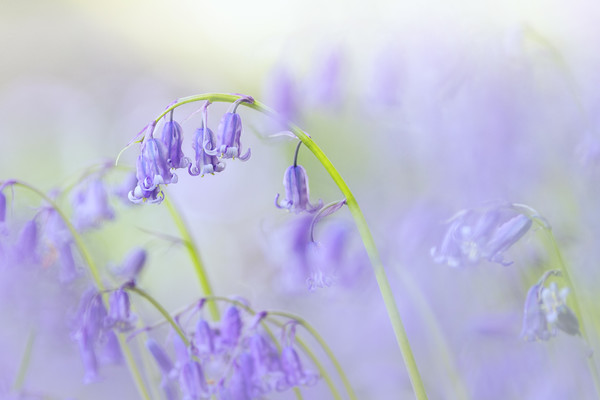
[{"left": 2, "top": 0, "right": 600, "bottom": 399}]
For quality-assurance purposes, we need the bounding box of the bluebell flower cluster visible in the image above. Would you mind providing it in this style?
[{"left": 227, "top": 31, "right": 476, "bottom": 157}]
[
  {"left": 143, "top": 301, "right": 319, "bottom": 400},
  {"left": 129, "top": 98, "right": 253, "bottom": 204}
]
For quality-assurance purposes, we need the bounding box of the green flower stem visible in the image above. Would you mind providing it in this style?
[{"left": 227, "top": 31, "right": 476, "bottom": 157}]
[
  {"left": 163, "top": 196, "right": 220, "bottom": 322},
  {"left": 9, "top": 181, "right": 152, "bottom": 400},
  {"left": 202, "top": 296, "right": 342, "bottom": 400},
  {"left": 12, "top": 330, "right": 35, "bottom": 392},
  {"left": 268, "top": 311, "right": 358, "bottom": 400},
  {"left": 149, "top": 94, "right": 427, "bottom": 398},
  {"left": 127, "top": 286, "right": 189, "bottom": 347},
  {"left": 537, "top": 225, "right": 600, "bottom": 396}
]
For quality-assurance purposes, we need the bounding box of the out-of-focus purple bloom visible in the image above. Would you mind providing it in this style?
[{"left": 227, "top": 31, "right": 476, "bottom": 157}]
[
  {"left": 0, "top": 191, "right": 6, "bottom": 223},
  {"left": 179, "top": 360, "right": 209, "bottom": 400},
  {"left": 147, "top": 339, "right": 179, "bottom": 399},
  {"left": 541, "top": 282, "right": 580, "bottom": 336},
  {"left": 213, "top": 112, "right": 251, "bottom": 161},
  {"left": 161, "top": 117, "right": 190, "bottom": 170},
  {"left": 520, "top": 283, "right": 552, "bottom": 341},
  {"left": 221, "top": 306, "right": 243, "bottom": 348},
  {"left": 194, "top": 318, "right": 216, "bottom": 356},
  {"left": 129, "top": 137, "right": 176, "bottom": 204},
  {"left": 248, "top": 332, "right": 282, "bottom": 385},
  {"left": 74, "top": 329, "right": 99, "bottom": 383},
  {"left": 263, "top": 65, "right": 299, "bottom": 124},
  {"left": 112, "top": 247, "right": 146, "bottom": 282},
  {"left": 57, "top": 241, "right": 78, "bottom": 282},
  {"left": 431, "top": 204, "right": 532, "bottom": 267},
  {"left": 306, "top": 47, "right": 343, "bottom": 109},
  {"left": 71, "top": 178, "right": 115, "bottom": 231},
  {"left": 275, "top": 165, "right": 322, "bottom": 214},
  {"left": 189, "top": 126, "right": 225, "bottom": 177},
  {"left": 15, "top": 219, "right": 38, "bottom": 263},
  {"left": 279, "top": 346, "right": 318, "bottom": 389},
  {"left": 100, "top": 330, "right": 123, "bottom": 364},
  {"left": 113, "top": 171, "right": 138, "bottom": 204},
  {"left": 105, "top": 288, "right": 136, "bottom": 332}
]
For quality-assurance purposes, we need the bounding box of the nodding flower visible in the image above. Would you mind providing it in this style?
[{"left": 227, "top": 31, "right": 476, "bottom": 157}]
[
  {"left": 189, "top": 101, "right": 225, "bottom": 176},
  {"left": 129, "top": 126, "right": 177, "bottom": 204},
  {"left": 160, "top": 112, "right": 190, "bottom": 170},
  {"left": 431, "top": 202, "right": 533, "bottom": 267},
  {"left": 276, "top": 142, "right": 323, "bottom": 214},
  {"left": 210, "top": 97, "right": 253, "bottom": 161}
]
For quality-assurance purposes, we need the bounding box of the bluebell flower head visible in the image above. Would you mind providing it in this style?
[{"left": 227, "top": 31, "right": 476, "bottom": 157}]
[
  {"left": 161, "top": 115, "right": 190, "bottom": 170},
  {"left": 71, "top": 178, "right": 115, "bottom": 231},
  {"left": 221, "top": 306, "right": 243, "bottom": 348},
  {"left": 179, "top": 360, "right": 209, "bottom": 400},
  {"left": 129, "top": 135, "right": 176, "bottom": 204},
  {"left": 57, "top": 241, "right": 78, "bottom": 282},
  {"left": 194, "top": 318, "right": 216, "bottom": 356},
  {"left": 214, "top": 112, "right": 251, "bottom": 161},
  {"left": 0, "top": 191, "right": 6, "bottom": 223},
  {"left": 279, "top": 346, "right": 318, "bottom": 389},
  {"left": 189, "top": 126, "right": 225, "bottom": 176},
  {"left": 248, "top": 332, "right": 281, "bottom": 378},
  {"left": 113, "top": 247, "right": 147, "bottom": 282},
  {"left": 147, "top": 338, "right": 175, "bottom": 377},
  {"left": 520, "top": 283, "right": 552, "bottom": 341},
  {"left": 541, "top": 282, "right": 580, "bottom": 336},
  {"left": 105, "top": 288, "right": 136, "bottom": 332},
  {"left": 15, "top": 219, "right": 39, "bottom": 263},
  {"left": 276, "top": 165, "right": 323, "bottom": 214},
  {"left": 74, "top": 329, "right": 99, "bottom": 383},
  {"left": 431, "top": 203, "right": 532, "bottom": 267}
]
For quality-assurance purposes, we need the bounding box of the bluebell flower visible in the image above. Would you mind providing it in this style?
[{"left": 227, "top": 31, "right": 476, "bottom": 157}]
[
  {"left": 541, "top": 282, "right": 580, "bottom": 336},
  {"left": 71, "top": 178, "right": 115, "bottom": 231},
  {"left": 193, "top": 318, "right": 216, "bottom": 356},
  {"left": 278, "top": 345, "right": 318, "bottom": 389},
  {"left": 129, "top": 135, "right": 176, "bottom": 204},
  {"left": 105, "top": 288, "right": 136, "bottom": 332},
  {"left": 179, "top": 360, "right": 209, "bottom": 400},
  {"left": 213, "top": 112, "right": 251, "bottom": 161},
  {"left": 189, "top": 126, "right": 225, "bottom": 176},
  {"left": 112, "top": 247, "right": 147, "bottom": 282},
  {"left": 221, "top": 306, "right": 243, "bottom": 349},
  {"left": 147, "top": 338, "right": 179, "bottom": 400},
  {"left": 275, "top": 165, "right": 323, "bottom": 214},
  {"left": 520, "top": 282, "right": 552, "bottom": 341},
  {"left": 431, "top": 203, "right": 533, "bottom": 267},
  {"left": 161, "top": 114, "right": 190, "bottom": 170},
  {"left": 0, "top": 191, "right": 6, "bottom": 223},
  {"left": 15, "top": 219, "right": 39, "bottom": 263}
]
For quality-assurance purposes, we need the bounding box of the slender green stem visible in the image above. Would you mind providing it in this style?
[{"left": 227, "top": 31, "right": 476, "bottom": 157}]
[
  {"left": 164, "top": 196, "right": 220, "bottom": 322},
  {"left": 12, "top": 330, "right": 35, "bottom": 392},
  {"left": 7, "top": 181, "right": 152, "bottom": 400},
  {"left": 538, "top": 226, "right": 600, "bottom": 396},
  {"left": 127, "top": 286, "right": 189, "bottom": 347},
  {"left": 268, "top": 311, "right": 358, "bottom": 400},
  {"left": 140, "top": 93, "right": 427, "bottom": 398}
]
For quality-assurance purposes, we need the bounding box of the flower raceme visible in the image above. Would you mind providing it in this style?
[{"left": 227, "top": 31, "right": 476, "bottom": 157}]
[{"left": 431, "top": 203, "right": 533, "bottom": 267}]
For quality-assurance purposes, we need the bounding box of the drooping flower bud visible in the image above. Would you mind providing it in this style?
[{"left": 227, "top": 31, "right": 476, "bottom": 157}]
[
  {"left": 179, "top": 360, "right": 209, "bottom": 399},
  {"left": 161, "top": 118, "right": 190, "bottom": 170},
  {"left": 189, "top": 126, "right": 225, "bottom": 176},
  {"left": 0, "top": 191, "right": 6, "bottom": 223},
  {"left": 129, "top": 137, "right": 176, "bottom": 204},
  {"left": 221, "top": 306, "right": 243, "bottom": 348},
  {"left": 275, "top": 165, "right": 323, "bottom": 214},
  {"left": 215, "top": 112, "right": 251, "bottom": 161},
  {"left": 71, "top": 178, "right": 115, "bottom": 231},
  {"left": 194, "top": 318, "right": 216, "bottom": 356},
  {"left": 105, "top": 288, "right": 136, "bottom": 332},
  {"left": 113, "top": 247, "right": 147, "bottom": 281}
]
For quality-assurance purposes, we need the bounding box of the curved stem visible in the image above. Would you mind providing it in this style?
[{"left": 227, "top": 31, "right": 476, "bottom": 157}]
[
  {"left": 202, "top": 296, "right": 341, "bottom": 400},
  {"left": 163, "top": 196, "right": 220, "bottom": 321},
  {"left": 142, "top": 93, "right": 427, "bottom": 398},
  {"left": 127, "top": 286, "right": 189, "bottom": 347},
  {"left": 268, "top": 311, "right": 358, "bottom": 400},
  {"left": 538, "top": 226, "right": 600, "bottom": 396},
  {"left": 6, "top": 181, "right": 152, "bottom": 400}
]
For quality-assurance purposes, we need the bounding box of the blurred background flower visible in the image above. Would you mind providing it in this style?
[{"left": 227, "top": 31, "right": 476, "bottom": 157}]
[{"left": 2, "top": 0, "right": 600, "bottom": 398}]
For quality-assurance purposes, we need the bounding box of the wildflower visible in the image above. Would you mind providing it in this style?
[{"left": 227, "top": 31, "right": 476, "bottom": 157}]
[
  {"left": 0, "top": 191, "right": 6, "bottom": 223},
  {"left": 194, "top": 318, "right": 216, "bottom": 356},
  {"left": 278, "top": 346, "right": 318, "bottom": 389},
  {"left": 520, "top": 271, "right": 580, "bottom": 341},
  {"left": 105, "top": 288, "right": 136, "bottom": 332},
  {"left": 221, "top": 306, "right": 243, "bottom": 348},
  {"left": 431, "top": 203, "right": 532, "bottom": 267},
  {"left": 15, "top": 219, "right": 38, "bottom": 263},
  {"left": 129, "top": 133, "right": 176, "bottom": 204},
  {"left": 71, "top": 178, "right": 115, "bottom": 231},
  {"left": 147, "top": 339, "right": 179, "bottom": 400},
  {"left": 112, "top": 247, "right": 147, "bottom": 282},
  {"left": 275, "top": 142, "right": 322, "bottom": 214},
  {"left": 189, "top": 103, "right": 225, "bottom": 176},
  {"left": 541, "top": 282, "right": 580, "bottom": 336},
  {"left": 211, "top": 97, "right": 253, "bottom": 161},
  {"left": 161, "top": 113, "right": 190, "bottom": 170},
  {"left": 179, "top": 360, "right": 209, "bottom": 400}
]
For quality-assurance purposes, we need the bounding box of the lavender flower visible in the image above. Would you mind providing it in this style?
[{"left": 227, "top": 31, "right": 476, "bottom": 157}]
[
  {"left": 431, "top": 203, "right": 532, "bottom": 267},
  {"left": 105, "top": 288, "right": 136, "bottom": 332},
  {"left": 193, "top": 318, "right": 216, "bottom": 356},
  {"left": 275, "top": 165, "right": 323, "bottom": 214},
  {"left": 520, "top": 283, "right": 552, "bottom": 341},
  {"left": 179, "top": 360, "right": 209, "bottom": 400},
  {"left": 71, "top": 178, "right": 115, "bottom": 231},
  {"left": 189, "top": 126, "right": 225, "bottom": 176},
  {"left": 221, "top": 306, "right": 243, "bottom": 348},
  {"left": 129, "top": 136, "right": 176, "bottom": 204},
  {"left": 214, "top": 112, "right": 251, "bottom": 161},
  {"left": 161, "top": 115, "right": 190, "bottom": 170}
]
